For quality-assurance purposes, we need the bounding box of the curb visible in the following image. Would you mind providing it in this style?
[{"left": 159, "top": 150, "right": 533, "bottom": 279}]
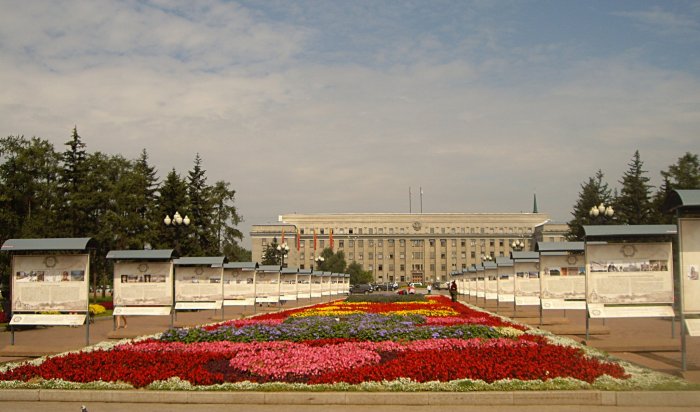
[{"left": 0, "top": 390, "right": 699, "bottom": 407}]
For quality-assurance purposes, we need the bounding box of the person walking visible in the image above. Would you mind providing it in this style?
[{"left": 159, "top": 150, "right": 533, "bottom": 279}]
[
  {"left": 449, "top": 280, "right": 458, "bottom": 302},
  {"left": 427, "top": 284, "right": 432, "bottom": 295}
]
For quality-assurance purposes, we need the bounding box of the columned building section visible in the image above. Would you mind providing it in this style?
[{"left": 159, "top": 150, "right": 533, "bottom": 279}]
[{"left": 250, "top": 213, "right": 550, "bottom": 284}]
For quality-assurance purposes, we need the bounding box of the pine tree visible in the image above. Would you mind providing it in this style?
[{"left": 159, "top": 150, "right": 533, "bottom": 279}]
[
  {"left": 566, "top": 170, "right": 614, "bottom": 240},
  {"left": 187, "top": 154, "right": 215, "bottom": 256},
  {"left": 661, "top": 152, "right": 700, "bottom": 190},
  {"left": 210, "top": 180, "right": 244, "bottom": 257},
  {"left": 156, "top": 169, "right": 190, "bottom": 255},
  {"left": 59, "top": 127, "right": 89, "bottom": 237},
  {"left": 616, "top": 150, "right": 653, "bottom": 225}
]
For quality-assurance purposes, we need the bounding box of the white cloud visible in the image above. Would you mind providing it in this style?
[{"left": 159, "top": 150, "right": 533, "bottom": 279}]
[{"left": 1, "top": 1, "right": 699, "bottom": 246}]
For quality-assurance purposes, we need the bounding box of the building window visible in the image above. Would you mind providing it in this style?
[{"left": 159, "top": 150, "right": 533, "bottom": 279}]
[
  {"left": 471, "top": 251, "right": 476, "bottom": 258},
  {"left": 451, "top": 239, "right": 457, "bottom": 247},
  {"left": 430, "top": 263, "right": 435, "bottom": 271},
  {"left": 349, "top": 240, "right": 354, "bottom": 247},
  {"left": 400, "top": 239, "right": 405, "bottom": 246},
  {"left": 339, "top": 240, "right": 344, "bottom": 248},
  {"left": 440, "top": 239, "right": 446, "bottom": 247},
  {"left": 440, "top": 253, "right": 446, "bottom": 259},
  {"left": 369, "top": 240, "right": 374, "bottom": 247},
  {"left": 490, "top": 239, "right": 495, "bottom": 247},
  {"left": 378, "top": 239, "right": 383, "bottom": 247},
  {"left": 429, "top": 239, "right": 435, "bottom": 247},
  {"left": 389, "top": 253, "right": 394, "bottom": 259},
  {"left": 441, "top": 264, "right": 447, "bottom": 271},
  {"left": 349, "top": 228, "right": 353, "bottom": 234},
  {"left": 348, "top": 252, "right": 354, "bottom": 260},
  {"left": 499, "top": 239, "right": 504, "bottom": 247},
  {"left": 412, "top": 252, "right": 423, "bottom": 259},
  {"left": 369, "top": 252, "right": 374, "bottom": 259},
  {"left": 378, "top": 253, "right": 383, "bottom": 260},
  {"left": 461, "top": 240, "right": 466, "bottom": 247},
  {"left": 358, "top": 240, "right": 364, "bottom": 247},
  {"left": 471, "top": 239, "right": 476, "bottom": 246},
  {"left": 378, "top": 264, "right": 383, "bottom": 271},
  {"left": 358, "top": 253, "right": 363, "bottom": 260}
]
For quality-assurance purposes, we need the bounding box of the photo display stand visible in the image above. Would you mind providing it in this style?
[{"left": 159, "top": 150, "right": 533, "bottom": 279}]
[
  {"left": 279, "top": 267, "right": 299, "bottom": 301},
  {"left": 511, "top": 251, "right": 541, "bottom": 315},
  {"left": 296, "top": 269, "right": 312, "bottom": 299},
  {"left": 583, "top": 225, "right": 677, "bottom": 342},
  {"left": 310, "top": 269, "right": 323, "bottom": 298},
  {"left": 174, "top": 256, "right": 227, "bottom": 320},
  {"left": 483, "top": 261, "right": 498, "bottom": 303},
  {"left": 664, "top": 189, "right": 700, "bottom": 371},
  {"left": 495, "top": 257, "right": 515, "bottom": 314},
  {"left": 107, "top": 249, "right": 177, "bottom": 328},
  {"left": 467, "top": 266, "right": 477, "bottom": 301},
  {"left": 255, "top": 265, "right": 281, "bottom": 304},
  {"left": 222, "top": 262, "right": 258, "bottom": 308},
  {"left": 2, "top": 237, "right": 95, "bottom": 346},
  {"left": 537, "top": 241, "right": 586, "bottom": 325}
]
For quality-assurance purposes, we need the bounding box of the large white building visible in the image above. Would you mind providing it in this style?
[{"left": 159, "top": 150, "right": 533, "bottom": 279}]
[{"left": 250, "top": 212, "right": 562, "bottom": 284}]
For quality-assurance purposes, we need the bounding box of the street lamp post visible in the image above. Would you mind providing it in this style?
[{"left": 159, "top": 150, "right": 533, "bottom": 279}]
[
  {"left": 277, "top": 242, "right": 290, "bottom": 268},
  {"left": 589, "top": 202, "right": 614, "bottom": 224},
  {"left": 511, "top": 239, "right": 525, "bottom": 252},
  {"left": 164, "top": 211, "right": 191, "bottom": 255},
  {"left": 314, "top": 255, "right": 325, "bottom": 271}
]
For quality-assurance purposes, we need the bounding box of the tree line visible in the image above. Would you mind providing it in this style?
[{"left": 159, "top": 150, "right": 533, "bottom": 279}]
[
  {"left": 567, "top": 151, "right": 700, "bottom": 239},
  {"left": 0, "top": 128, "right": 250, "bottom": 292}
]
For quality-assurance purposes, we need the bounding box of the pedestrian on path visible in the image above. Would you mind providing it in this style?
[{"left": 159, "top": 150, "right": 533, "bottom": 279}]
[{"left": 449, "top": 280, "right": 458, "bottom": 302}]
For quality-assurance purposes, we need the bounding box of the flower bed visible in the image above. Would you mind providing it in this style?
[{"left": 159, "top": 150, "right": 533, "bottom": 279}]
[{"left": 0, "top": 295, "right": 689, "bottom": 391}]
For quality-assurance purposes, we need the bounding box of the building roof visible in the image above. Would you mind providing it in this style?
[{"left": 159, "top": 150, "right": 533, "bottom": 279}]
[
  {"left": 495, "top": 257, "right": 513, "bottom": 267},
  {"left": 281, "top": 267, "right": 299, "bottom": 274},
  {"left": 258, "top": 265, "right": 281, "bottom": 272},
  {"left": 511, "top": 251, "right": 540, "bottom": 261},
  {"left": 106, "top": 249, "right": 176, "bottom": 260},
  {"left": 3, "top": 237, "right": 96, "bottom": 252}
]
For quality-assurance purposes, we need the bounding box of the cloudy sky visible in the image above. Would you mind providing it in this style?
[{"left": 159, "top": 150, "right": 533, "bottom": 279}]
[{"left": 2, "top": 0, "right": 699, "bottom": 247}]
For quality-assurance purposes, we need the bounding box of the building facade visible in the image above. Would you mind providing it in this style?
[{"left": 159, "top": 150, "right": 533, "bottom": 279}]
[{"left": 250, "top": 212, "right": 551, "bottom": 284}]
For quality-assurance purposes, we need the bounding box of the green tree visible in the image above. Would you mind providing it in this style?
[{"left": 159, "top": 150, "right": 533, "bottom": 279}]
[
  {"left": 318, "top": 248, "right": 347, "bottom": 273},
  {"left": 615, "top": 150, "right": 653, "bottom": 225},
  {"left": 347, "top": 261, "right": 373, "bottom": 284},
  {"left": 156, "top": 169, "right": 191, "bottom": 256},
  {"left": 566, "top": 170, "right": 614, "bottom": 240},
  {"left": 210, "top": 180, "right": 245, "bottom": 260},
  {"left": 261, "top": 239, "right": 280, "bottom": 265},
  {"left": 650, "top": 176, "right": 674, "bottom": 224},
  {"left": 58, "top": 127, "right": 89, "bottom": 237},
  {"left": 187, "top": 154, "right": 215, "bottom": 256},
  {"left": 661, "top": 152, "right": 700, "bottom": 190}
]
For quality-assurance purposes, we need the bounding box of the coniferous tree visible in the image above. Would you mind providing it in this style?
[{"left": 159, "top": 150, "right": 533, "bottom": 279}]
[
  {"left": 156, "top": 169, "right": 191, "bottom": 256},
  {"left": 566, "top": 170, "right": 614, "bottom": 240},
  {"left": 650, "top": 176, "right": 674, "bottom": 224},
  {"left": 210, "top": 180, "right": 244, "bottom": 257},
  {"left": 59, "top": 127, "right": 89, "bottom": 237},
  {"left": 615, "top": 150, "right": 653, "bottom": 225},
  {"left": 261, "top": 239, "right": 280, "bottom": 265},
  {"left": 661, "top": 152, "right": 700, "bottom": 190},
  {"left": 187, "top": 154, "right": 214, "bottom": 256}
]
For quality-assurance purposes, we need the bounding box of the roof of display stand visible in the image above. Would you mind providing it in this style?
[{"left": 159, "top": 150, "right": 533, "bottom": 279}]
[
  {"left": 535, "top": 241, "right": 584, "bottom": 253},
  {"left": 281, "top": 267, "right": 299, "bottom": 275},
  {"left": 223, "top": 262, "right": 258, "bottom": 270},
  {"left": 583, "top": 225, "right": 677, "bottom": 238},
  {"left": 257, "top": 265, "right": 281, "bottom": 272},
  {"left": 106, "top": 249, "right": 176, "bottom": 260},
  {"left": 510, "top": 251, "right": 540, "bottom": 261},
  {"left": 495, "top": 257, "right": 513, "bottom": 266},
  {"left": 663, "top": 189, "right": 700, "bottom": 213},
  {"left": 298, "top": 269, "right": 312, "bottom": 275},
  {"left": 483, "top": 261, "right": 498, "bottom": 269},
  {"left": 174, "top": 256, "right": 227, "bottom": 266},
  {"left": 3, "top": 237, "right": 96, "bottom": 252}
]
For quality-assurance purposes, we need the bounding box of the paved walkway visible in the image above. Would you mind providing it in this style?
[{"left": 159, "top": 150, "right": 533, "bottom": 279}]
[{"left": 1, "top": 292, "right": 700, "bottom": 410}]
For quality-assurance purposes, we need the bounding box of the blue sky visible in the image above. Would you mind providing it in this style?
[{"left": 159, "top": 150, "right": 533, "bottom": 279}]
[{"left": 1, "top": 0, "right": 699, "bottom": 247}]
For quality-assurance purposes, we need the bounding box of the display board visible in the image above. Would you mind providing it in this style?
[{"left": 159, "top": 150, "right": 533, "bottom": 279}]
[
  {"left": 175, "top": 266, "right": 224, "bottom": 302},
  {"left": 484, "top": 272, "right": 498, "bottom": 300},
  {"left": 468, "top": 275, "right": 477, "bottom": 297},
  {"left": 540, "top": 254, "right": 586, "bottom": 310},
  {"left": 255, "top": 271, "right": 280, "bottom": 303},
  {"left": 114, "top": 261, "right": 173, "bottom": 306},
  {"left": 514, "top": 261, "right": 540, "bottom": 305},
  {"left": 222, "top": 268, "right": 255, "bottom": 305},
  {"left": 586, "top": 242, "right": 673, "bottom": 305},
  {"left": 12, "top": 254, "right": 89, "bottom": 312},
  {"left": 280, "top": 275, "right": 298, "bottom": 301},
  {"left": 497, "top": 266, "right": 514, "bottom": 303},
  {"left": 297, "top": 275, "right": 312, "bottom": 299},
  {"left": 679, "top": 218, "right": 700, "bottom": 314},
  {"left": 475, "top": 273, "right": 485, "bottom": 298}
]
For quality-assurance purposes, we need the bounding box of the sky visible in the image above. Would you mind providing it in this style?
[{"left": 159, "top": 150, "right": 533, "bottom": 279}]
[{"left": 1, "top": 0, "right": 699, "bottom": 248}]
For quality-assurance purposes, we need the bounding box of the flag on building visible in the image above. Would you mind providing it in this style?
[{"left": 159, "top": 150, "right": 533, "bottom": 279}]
[
  {"left": 281, "top": 229, "right": 285, "bottom": 244},
  {"left": 313, "top": 229, "right": 317, "bottom": 250},
  {"left": 296, "top": 229, "right": 300, "bottom": 251},
  {"left": 329, "top": 228, "right": 334, "bottom": 250}
]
